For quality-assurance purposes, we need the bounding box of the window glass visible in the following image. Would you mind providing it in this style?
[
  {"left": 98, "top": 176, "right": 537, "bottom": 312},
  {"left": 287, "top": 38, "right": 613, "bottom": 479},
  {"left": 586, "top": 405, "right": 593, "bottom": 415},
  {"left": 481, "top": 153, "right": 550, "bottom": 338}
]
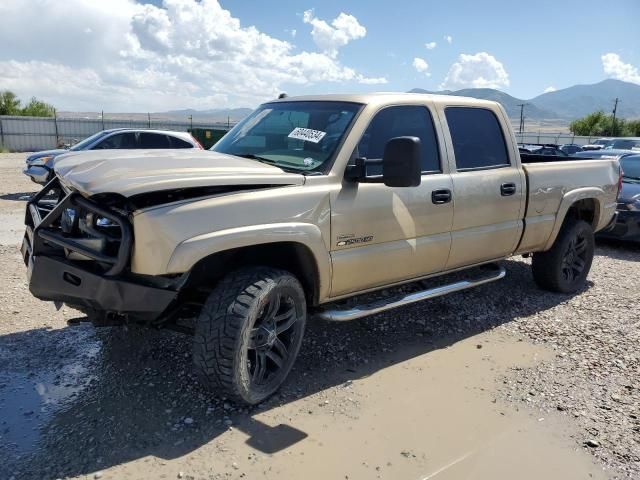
[
  {"left": 93, "top": 132, "right": 137, "bottom": 149},
  {"left": 212, "top": 101, "right": 361, "bottom": 172},
  {"left": 445, "top": 107, "right": 510, "bottom": 170},
  {"left": 357, "top": 105, "right": 440, "bottom": 173},
  {"left": 168, "top": 135, "right": 194, "bottom": 148},
  {"left": 139, "top": 132, "right": 172, "bottom": 148}
]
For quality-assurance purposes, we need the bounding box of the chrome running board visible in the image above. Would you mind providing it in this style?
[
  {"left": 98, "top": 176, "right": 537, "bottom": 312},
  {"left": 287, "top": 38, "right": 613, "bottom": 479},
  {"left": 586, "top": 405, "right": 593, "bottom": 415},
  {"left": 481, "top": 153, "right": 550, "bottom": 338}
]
[{"left": 316, "top": 264, "right": 506, "bottom": 322}]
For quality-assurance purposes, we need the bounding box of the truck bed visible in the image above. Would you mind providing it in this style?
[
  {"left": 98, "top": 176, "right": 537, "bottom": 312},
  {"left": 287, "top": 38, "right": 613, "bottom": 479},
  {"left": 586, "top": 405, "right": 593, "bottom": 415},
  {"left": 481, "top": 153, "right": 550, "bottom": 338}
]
[{"left": 516, "top": 156, "right": 620, "bottom": 254}]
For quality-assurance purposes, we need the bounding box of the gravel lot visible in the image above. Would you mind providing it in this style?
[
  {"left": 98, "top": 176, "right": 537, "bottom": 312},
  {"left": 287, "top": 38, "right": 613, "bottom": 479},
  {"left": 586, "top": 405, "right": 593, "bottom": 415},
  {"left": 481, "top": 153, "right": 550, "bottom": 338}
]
[{"left": 0, "top": 152, "right": 638, "bottom": 479}]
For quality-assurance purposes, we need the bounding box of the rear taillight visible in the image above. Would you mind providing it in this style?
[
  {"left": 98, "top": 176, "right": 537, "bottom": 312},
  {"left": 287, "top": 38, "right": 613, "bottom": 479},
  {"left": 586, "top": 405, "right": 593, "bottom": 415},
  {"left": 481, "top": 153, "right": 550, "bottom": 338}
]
[
  {"left": 617, "top": 165, "right": 624, "bottom": 198},
  {"left": 191, "top": 135, "right": 204, "bottom": 149}
]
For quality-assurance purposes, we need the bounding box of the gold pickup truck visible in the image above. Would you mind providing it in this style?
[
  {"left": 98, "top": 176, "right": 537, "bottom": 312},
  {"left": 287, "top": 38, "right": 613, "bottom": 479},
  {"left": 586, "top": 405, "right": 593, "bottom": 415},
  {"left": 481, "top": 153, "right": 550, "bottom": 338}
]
[{"left": 22, "top": 93, "right": 621, "bottom": 404}]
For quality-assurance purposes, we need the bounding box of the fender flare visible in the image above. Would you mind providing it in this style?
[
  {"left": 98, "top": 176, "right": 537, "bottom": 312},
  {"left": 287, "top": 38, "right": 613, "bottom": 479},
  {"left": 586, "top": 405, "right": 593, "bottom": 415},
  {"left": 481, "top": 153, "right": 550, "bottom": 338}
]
[
  {"left": 166, "top": 222, "right": 332, "bottom": 301},
  {"left": 543, "top": 187, "right": 604, "bottom": 251}
]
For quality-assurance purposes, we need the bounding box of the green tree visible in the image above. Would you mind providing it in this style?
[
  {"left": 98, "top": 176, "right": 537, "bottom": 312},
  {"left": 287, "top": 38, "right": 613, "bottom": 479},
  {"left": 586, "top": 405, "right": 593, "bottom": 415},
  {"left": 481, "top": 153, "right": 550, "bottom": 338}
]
[
  {"left": 21, "top": 97, "right": 55, "bottom": 117},
  {"left": 0, "top": 91, "right": 21, "bottom": 115},
  {"left": 569, "top": 111, "right": 607, "bottom": 136},
  {"left": 623, "top": 119, "right": 640, "bottom": 137}
]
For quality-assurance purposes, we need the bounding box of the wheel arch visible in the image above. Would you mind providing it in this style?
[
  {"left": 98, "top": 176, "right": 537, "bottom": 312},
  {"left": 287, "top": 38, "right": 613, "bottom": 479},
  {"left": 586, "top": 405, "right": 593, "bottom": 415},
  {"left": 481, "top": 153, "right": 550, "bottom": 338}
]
[
  {"left": 180, "top": 240, "right": 326, "bottom": 306},
  {"left": 543, "top": 189, "right": 603, "bottom": 251}
]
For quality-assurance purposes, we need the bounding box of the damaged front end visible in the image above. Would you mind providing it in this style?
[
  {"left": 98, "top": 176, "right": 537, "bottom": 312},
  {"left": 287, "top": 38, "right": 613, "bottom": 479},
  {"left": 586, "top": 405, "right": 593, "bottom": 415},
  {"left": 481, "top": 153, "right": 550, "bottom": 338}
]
[{"left": 21, "top": 177, "right": 180, "bottom": 324}]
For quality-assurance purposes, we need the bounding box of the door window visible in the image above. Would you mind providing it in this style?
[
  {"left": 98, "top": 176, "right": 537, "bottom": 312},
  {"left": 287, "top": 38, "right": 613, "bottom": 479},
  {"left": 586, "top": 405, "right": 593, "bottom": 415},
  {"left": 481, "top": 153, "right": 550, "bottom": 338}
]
[
  {"left": 93, "top": 132, "right": 137, "bottom": 149},
  {"left": 357, "top": 105, "right": 441, "bottom": 174},
  {"left": 168, "top": 135, "right": 195, "bottom": 148},
  {"left": 445, "top": 107, "right": 510, "bottom": 170},
  {"left": 139, "top": 132, "right": 172, "bottom": 148}
]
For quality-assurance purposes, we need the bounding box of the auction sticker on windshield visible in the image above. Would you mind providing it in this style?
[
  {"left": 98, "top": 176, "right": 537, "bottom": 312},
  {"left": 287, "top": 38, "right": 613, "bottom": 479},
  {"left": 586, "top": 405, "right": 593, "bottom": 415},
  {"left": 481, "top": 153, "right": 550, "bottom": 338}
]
[{"left": 288, "top": 127, "right": 326, "bottom": 144}]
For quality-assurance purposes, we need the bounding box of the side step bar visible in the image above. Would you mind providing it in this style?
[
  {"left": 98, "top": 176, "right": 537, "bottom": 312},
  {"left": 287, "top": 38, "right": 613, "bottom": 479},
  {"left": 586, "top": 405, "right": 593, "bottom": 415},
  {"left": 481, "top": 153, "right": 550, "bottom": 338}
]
[{"left": 316, "top": 264, "right": 506, "bottom": 322}]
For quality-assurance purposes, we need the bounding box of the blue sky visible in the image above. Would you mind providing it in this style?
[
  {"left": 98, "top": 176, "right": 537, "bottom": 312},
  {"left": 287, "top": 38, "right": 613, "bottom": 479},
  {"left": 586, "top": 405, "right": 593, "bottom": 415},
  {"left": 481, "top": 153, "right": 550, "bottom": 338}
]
[
  {"left": 227, "top": 0, "right": 640, "bottom": 98},
  {"left": 0, "top": 0, "right": 638, "bottom": 111}
]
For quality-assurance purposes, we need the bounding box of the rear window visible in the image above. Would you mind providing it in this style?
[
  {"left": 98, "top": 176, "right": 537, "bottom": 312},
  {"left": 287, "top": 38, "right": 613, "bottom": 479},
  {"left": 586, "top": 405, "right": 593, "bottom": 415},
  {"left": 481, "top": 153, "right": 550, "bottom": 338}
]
[{"left": 445, "top": 107, "right": 510, "bottom": 170}]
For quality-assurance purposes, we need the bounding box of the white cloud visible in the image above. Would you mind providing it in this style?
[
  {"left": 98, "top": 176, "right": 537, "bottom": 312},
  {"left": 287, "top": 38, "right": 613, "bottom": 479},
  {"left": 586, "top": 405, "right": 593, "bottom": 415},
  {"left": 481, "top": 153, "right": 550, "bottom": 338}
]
[
  {"left": 0, "top": 0, "right": 384, "bottom": 111},
  {"left": 440, "top": 52, "right": 509, "bottom": 90},
  {"left": 444, "top": 35, "right": 453, "bottom": 44},
  {"left": 543, "top": 86, "right": 556, "bottom": 93},
  {"left": 412, "top": 57, "right": 430, "bottom": 76},
  {"left": 425, "top": 41, "right": 437, "bottom": 50},
  {"left": 601, "top": 53, "right": 640, "bottom": 85},
  {"left": 302, "top": 9, "right": 366, "bottom": 58},
  {"left": 291, "top": 29, "right": 297, "bottom": 38}
]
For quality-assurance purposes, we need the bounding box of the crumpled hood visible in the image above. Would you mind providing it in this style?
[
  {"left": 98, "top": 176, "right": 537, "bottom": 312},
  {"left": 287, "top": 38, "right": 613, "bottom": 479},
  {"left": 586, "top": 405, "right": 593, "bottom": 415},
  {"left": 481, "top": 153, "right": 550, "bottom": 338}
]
[
  {"left": 26, "top": 149, "right": 67, "bottom": 162},
  {"left": 54, "top": 149, "right": 305, "bottom": 197}
]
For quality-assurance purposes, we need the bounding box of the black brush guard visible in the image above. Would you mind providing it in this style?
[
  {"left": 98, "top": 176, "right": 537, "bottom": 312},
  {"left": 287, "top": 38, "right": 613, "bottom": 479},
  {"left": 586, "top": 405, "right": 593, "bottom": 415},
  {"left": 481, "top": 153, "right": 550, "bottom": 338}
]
[{"left": 22, "top": 177, "right": 178, "bottom": 319}]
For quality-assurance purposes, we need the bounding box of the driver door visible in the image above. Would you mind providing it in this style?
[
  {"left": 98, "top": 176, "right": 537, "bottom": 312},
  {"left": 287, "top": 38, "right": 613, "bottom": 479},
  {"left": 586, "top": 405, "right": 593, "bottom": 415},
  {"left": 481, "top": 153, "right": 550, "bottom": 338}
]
[{"left": 329, "top": 104, "right": 454, "bottom": 297}]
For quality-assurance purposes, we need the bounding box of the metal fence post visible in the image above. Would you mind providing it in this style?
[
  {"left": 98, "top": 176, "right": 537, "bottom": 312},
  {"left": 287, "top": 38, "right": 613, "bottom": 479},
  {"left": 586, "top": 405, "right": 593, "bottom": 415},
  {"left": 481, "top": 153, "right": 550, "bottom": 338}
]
[
  {"left": 0, "top": 117, "right": 4, "bottom": 148},
  {"left": 53, "top": 109, "right": 59, "bottom": 147}
]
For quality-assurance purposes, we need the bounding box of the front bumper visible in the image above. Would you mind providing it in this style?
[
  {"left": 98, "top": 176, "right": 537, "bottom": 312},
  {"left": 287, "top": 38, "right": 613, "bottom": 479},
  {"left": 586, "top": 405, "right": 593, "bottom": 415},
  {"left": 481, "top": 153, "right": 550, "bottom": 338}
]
[
  {"left": 22, "top": 178, "right": 178, "bottom": 318},
  {"left": 597, "top": 210, "right": 640, "bottom": 242},
  {"left": 23, "top": 165, "right": 52, "bottom": 185}
]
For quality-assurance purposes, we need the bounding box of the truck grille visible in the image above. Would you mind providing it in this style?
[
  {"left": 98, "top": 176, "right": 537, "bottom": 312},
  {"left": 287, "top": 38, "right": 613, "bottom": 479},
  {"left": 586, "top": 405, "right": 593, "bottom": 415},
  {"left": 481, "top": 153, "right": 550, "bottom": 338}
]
[{"left": 24, "top": 177, "right": 132, "bottom": 276}]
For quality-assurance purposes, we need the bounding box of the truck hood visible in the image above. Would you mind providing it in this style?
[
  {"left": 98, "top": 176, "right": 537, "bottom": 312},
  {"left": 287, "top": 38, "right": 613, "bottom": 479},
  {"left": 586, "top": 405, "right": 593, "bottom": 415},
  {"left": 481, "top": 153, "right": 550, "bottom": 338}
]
[{"left": 54, "top": 149, "right": 306, "bottom": 197}]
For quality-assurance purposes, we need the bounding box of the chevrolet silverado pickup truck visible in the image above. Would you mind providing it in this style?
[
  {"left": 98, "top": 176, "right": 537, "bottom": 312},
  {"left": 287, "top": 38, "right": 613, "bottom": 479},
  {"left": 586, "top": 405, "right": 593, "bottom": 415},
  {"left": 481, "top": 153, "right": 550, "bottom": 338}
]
[{"left": 21, "top": 93, "right": 621, "bottom": 404}]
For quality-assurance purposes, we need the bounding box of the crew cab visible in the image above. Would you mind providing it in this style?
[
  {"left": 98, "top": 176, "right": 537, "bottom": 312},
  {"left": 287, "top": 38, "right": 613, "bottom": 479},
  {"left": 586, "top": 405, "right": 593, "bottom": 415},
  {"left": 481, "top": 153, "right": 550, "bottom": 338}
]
[{"left": 21, "top": 93, "right": 621, "bottom": 404}]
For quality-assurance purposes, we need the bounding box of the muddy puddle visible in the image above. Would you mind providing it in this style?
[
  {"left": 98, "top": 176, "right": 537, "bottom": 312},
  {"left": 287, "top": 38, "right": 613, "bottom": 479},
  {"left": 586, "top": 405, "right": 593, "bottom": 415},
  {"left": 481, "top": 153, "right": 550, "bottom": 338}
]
[{"left": 0, "top": 326, "right": 100, "bottom": 467}]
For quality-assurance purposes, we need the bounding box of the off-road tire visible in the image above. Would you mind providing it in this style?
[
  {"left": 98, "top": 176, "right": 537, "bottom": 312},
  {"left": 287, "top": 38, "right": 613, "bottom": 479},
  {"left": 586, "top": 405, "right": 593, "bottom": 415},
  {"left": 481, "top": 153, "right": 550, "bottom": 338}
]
[
  {"left": 193, "top": 267, "right": 306, "bottom": 405},
  {"left": 531, "top": 219, "right": 595, "bottom": 293}
]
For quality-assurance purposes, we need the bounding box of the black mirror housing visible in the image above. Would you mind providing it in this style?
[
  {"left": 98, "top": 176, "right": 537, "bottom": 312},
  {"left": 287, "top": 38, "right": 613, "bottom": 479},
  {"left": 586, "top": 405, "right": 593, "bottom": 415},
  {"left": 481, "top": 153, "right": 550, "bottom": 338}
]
[{"left": 382, "top": 136, "right": 422, "bottom": 187}]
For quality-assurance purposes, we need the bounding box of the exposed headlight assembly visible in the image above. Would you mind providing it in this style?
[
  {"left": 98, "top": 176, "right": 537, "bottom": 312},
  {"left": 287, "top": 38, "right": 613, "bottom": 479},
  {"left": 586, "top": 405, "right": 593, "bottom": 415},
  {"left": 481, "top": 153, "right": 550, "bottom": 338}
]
[{"left": 30, "top": 155, "right": 54, "bottom": 166}]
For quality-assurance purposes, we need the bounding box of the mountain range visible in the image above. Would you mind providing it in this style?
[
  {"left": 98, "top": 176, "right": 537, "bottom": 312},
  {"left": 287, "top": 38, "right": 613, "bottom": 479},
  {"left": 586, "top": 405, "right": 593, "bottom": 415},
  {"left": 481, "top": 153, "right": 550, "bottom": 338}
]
[{"left": 409, "top": 79, "right": 640, "bottom": 120}]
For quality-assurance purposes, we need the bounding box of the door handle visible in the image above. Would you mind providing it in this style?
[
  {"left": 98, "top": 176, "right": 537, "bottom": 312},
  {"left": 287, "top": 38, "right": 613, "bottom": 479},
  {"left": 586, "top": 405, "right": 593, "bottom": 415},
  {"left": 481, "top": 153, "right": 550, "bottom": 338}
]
[
  {"left": 500, "top": 183, "right": 517, "bottom": 196},
  {"left": 431, "top": 188, "right": 452, "bottom": 204}
]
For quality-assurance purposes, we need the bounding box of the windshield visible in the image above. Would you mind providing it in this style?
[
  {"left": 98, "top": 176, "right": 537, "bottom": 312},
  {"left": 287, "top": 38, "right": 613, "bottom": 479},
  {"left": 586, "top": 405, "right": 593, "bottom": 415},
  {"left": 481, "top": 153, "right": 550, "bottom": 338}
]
[
  {"left": 212, "top": 101, "right": 362, "bottom": 172},
  {"left": 620, "top": 156, "right": 640, "bottom": 180},
  {"left": 70, "top": 130, "right": 110, "bottom": 151}
]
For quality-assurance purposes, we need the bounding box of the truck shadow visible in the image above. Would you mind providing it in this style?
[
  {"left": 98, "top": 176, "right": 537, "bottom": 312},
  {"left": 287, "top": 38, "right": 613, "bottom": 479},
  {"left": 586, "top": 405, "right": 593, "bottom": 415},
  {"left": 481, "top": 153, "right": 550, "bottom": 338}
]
[{"left": 2, "top": 258, "right": 593, "bottom": 478}]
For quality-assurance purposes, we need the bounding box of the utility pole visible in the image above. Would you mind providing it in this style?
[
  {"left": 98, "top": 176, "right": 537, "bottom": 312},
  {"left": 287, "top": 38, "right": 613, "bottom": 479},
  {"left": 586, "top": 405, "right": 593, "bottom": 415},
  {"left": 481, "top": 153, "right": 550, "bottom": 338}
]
[
  {"left": 101, "top": 110, "right": 105, "bottom": 130},
  {"left": 517, "top": 103, "right": 529, "bottom": 134},
  {"left": 611, "top": 97, "right": 619, "bottom": 136},
  {"left": 189, "top": 114, "right": 193, "bottom": 131},
  {"left": 147, "top": 112, "right": 151, "bottom": 128}
]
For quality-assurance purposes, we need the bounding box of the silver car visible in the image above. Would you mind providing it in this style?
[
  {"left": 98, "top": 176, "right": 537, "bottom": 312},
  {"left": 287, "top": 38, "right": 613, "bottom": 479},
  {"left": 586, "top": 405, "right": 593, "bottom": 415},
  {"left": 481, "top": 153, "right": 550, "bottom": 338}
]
[{"left": 24, "top": 128, "right": 202, "bottom": 184}]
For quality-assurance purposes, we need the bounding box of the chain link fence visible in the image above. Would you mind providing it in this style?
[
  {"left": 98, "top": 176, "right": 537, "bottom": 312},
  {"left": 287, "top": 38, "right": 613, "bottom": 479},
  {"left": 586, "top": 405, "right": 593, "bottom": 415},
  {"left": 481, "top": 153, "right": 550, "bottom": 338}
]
[
  {"left": 0, "top": 114, "right": 610, "bottom": 152},
  {"left": 0, "top": 115, "right": 236, "bottom": 152}
]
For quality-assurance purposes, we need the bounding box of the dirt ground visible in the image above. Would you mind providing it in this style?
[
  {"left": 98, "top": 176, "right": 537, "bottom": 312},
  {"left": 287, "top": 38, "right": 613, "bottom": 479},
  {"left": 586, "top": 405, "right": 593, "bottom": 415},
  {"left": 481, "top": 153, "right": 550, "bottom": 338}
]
[{"left": 0, "top": 152, "right": 638, "bottom": 480}]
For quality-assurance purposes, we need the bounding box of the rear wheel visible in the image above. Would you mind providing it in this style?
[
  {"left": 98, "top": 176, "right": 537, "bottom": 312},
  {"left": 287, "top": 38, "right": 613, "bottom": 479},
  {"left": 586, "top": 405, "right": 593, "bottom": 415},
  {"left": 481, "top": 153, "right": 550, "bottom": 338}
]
[
  {"left": 531, "top": 219, "right": 595, "bottom": 293},
  {"left": 192, "top": 267, "right": 306, "bottom": 405}
]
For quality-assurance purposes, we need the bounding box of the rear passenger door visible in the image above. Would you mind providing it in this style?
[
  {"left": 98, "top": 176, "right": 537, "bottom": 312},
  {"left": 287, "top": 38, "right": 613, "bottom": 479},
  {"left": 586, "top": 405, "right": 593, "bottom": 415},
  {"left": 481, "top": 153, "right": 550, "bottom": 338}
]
[{"left": 442, "top": 106, "right": 525, "bottom": 269}]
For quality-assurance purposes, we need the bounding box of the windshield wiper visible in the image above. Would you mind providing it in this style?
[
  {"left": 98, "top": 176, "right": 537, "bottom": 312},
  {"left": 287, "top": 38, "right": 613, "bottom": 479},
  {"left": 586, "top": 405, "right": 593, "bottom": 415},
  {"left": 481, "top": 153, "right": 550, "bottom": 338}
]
[
  {"left": 622, "top": 175, "right": 640, "bottom": 181},
  {"left": 233, "top": 153, "right": 304, "bottom": 174}
]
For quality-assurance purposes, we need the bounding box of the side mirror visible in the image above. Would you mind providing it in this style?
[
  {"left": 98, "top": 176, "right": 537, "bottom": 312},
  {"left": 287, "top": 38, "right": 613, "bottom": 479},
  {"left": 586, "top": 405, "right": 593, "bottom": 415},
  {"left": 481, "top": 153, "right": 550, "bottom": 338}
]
[{"left": 382, "top": 136, "right": 422, "bottom": 187}]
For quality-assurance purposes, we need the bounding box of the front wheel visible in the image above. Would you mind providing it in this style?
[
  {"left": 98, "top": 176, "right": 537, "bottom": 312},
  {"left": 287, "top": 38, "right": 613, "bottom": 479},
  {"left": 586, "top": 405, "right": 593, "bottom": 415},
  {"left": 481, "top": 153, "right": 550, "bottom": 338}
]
[
  {"left": 531, "top": 219, "right": 595, "bottom": 293},
  {"left": 192, "top": 267, "right": 306, "bottom": 405}
]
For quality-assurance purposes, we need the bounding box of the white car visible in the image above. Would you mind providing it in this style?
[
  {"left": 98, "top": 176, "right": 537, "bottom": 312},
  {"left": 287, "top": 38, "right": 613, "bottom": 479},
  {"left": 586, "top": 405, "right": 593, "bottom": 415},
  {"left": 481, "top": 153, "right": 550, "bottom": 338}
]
[{"left": 23, "top": 128, "right": 202, "bottom": 184}]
